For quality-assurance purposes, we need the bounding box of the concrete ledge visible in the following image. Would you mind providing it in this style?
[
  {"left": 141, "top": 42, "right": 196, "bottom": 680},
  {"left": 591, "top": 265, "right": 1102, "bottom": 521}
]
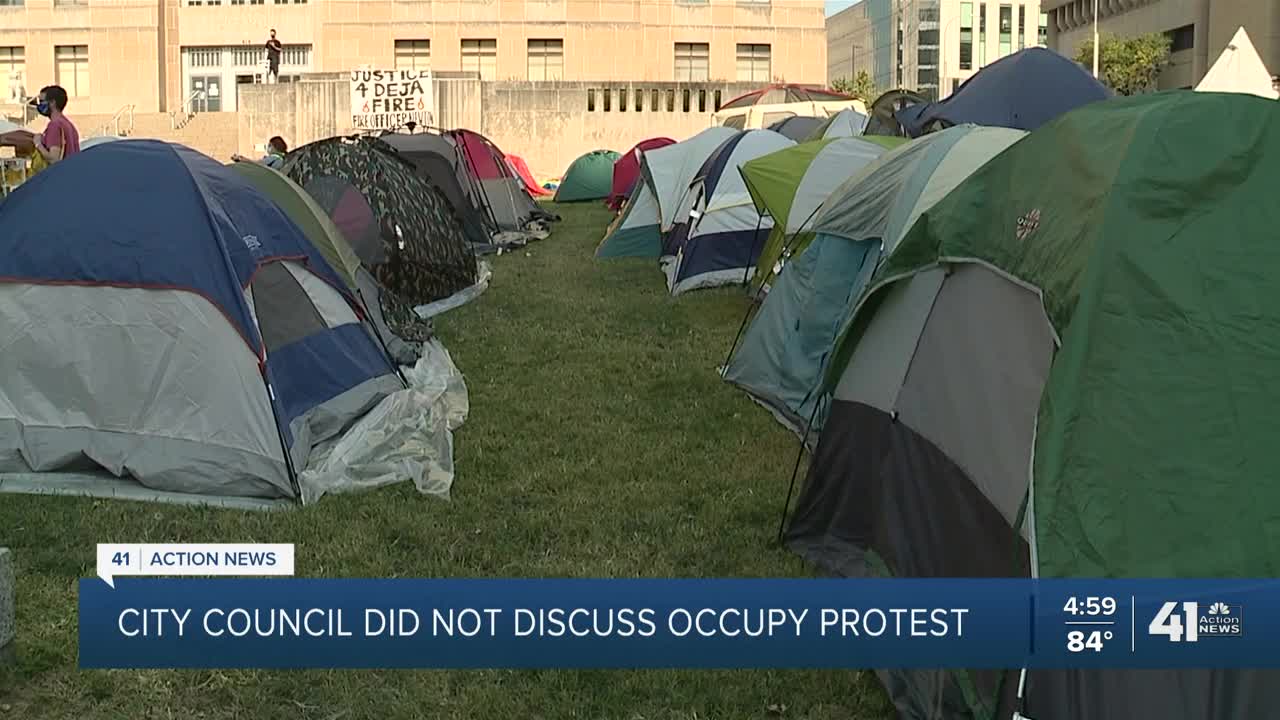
[{"left": 0, "top": 547, "right": 12, "bottom": 663}]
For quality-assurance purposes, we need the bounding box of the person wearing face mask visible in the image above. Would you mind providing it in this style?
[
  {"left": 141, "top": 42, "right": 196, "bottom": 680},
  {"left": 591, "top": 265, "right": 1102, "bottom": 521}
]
[{"left": 32, "top": 85, "right": 79, "bottom": 165}]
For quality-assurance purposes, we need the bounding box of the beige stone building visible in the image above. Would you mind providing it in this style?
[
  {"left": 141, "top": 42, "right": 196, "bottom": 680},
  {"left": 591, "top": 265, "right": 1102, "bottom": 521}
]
[
  {"left": 0, "top": 0, "right": 828, "bottom": 117},
  {"left": 1042, "top": 0, "right": 1278, "bottom": 90},
  {"left": 827, "top": 0, "right": 1047, "bottom": 101}
]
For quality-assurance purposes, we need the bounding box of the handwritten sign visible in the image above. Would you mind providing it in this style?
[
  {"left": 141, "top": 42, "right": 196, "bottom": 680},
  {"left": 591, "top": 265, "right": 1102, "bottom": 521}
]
[{"left": 350, "top": 69, "right": 434, "bottom": 131}]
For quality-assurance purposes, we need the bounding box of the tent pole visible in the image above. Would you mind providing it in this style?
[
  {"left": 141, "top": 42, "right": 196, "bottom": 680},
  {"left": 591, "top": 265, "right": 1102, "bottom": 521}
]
[
  {"left": 355, "top": 286, "right": 411, "bottom": 388},
  {"left": 260, "top": 371, "right": 303, "bottom": 501},
  {"left": 776, "top": 396, "right": 824, "bottom": 544},
  {"left": 743, "top": 214, "right": 766, "bottom": 287}
]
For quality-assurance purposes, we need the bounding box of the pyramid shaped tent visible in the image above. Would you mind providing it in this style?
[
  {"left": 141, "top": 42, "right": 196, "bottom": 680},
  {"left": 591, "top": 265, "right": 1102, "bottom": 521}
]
[
  {"left": 803, "top": 108, "right": 870, "bottom": 141},
  {"left": 1196, "top": 26, "right": 1278, "bottom": 99}
]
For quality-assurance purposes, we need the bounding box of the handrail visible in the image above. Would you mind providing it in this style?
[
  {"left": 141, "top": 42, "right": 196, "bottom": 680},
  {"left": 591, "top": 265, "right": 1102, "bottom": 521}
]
[
  {"left": 93, "top": 103, "right": 135, "bottom": 138},
  {"left": 170, "top": 90, "right": 206, "bottom": 130}
]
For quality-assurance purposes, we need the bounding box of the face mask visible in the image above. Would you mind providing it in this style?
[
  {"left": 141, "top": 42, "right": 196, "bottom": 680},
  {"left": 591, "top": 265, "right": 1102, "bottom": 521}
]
[{"left": 36, "top": 102, "right": 50, "bottom": 116}]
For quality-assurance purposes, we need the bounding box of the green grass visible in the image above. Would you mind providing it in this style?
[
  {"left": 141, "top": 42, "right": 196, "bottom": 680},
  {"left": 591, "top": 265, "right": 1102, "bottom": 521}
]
[{"left": 0, "top": 203, "right": 891, "bottom": 719}]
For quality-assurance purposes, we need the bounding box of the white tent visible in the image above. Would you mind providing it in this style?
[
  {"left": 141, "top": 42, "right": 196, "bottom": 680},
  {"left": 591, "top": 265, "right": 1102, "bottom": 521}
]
[
  {"left": 1196, "top": 27, "right": 1278, "bottom": 100},
  {"left": 82, "top": 135, "right": 126, "bottom": 150},
  {"left": 662, "top": 129, "right": 796, "bottom": 295},
  {"left": 595, "top": 126, "right": 739, "bottom": 259}
]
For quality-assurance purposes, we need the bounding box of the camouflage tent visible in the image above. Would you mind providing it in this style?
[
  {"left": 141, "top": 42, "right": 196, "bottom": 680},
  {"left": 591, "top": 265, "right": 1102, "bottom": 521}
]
[{"left": 281, "top": 136, "right": 480, "bottom": 323}]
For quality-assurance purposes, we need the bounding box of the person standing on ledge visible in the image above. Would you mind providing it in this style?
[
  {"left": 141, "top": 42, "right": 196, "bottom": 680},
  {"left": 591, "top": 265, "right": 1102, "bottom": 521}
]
[{"left": 265, "top": 30, "right": 283, "bottom": 84}]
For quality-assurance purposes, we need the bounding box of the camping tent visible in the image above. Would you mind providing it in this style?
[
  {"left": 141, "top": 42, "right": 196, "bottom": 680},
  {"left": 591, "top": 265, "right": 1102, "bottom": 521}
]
[
  {"left": 1196, "top": 26, "right": 1279, "bottom": 99},
  {"left": 896, "top": 47, "right": 1109, "bottom": 136},
  {"left": 723, "top": 125, "right": 1025, "bottom": 436},
  {"left": 786, "top": 90, "right": 1280, "bottom": 720},
  {"left": 449, "top": 129, "right": 558, "bottom": 233},
  {"left": 595, "top": 126, "right": 738, "bottom": 259},
  {"left": 377, "top": 131, "right": 504, "bottom": 253},
  {"left": 740, "top": 135, "right": 907, "bottom": 292},
  {"left": 81, "top": 135, "right": 125, "bottom": 150},
  {"left": 506, "top": 153, "right": 551, "bottom": 196},
  {"left": 608, "top": 137, "right": 674, "bottom": 211},
  {"left": 228, "top": 160, "right": 423, "bottom": 365},
  {"left": 0, "top": 139, "right": 404, "bottom": 502},
  {"left": 803, "top": 108, "right": 869, "bottom": 141},
  {"left": 863, "top": 89, "right": 926, "bottom": 137},
  {"left": 280, "top": 136, "right": 482, "bottom": 321},
  {"left": 554, "top": 149, "right": 621, "bottom": 202},
  {"left": 765, "top": 115, "right": 824, "bottom": 142},
  {"left": 661, "top": 129, "right": 796, "bottom": 295}
]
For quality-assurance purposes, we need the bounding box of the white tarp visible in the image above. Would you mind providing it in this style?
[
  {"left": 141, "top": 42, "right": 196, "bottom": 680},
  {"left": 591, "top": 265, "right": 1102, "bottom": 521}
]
[
  {"left": 1196, "top": 27, "right": 1278, "bottom": 100},
  {"left": 350, "top": 69, "right": 435, "bottom": 130},
  {"left": 299, "top": 337, "right": 469, "bottom": 505}
]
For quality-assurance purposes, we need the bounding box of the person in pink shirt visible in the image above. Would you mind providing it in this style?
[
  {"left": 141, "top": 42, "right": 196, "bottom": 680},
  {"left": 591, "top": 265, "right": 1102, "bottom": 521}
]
[{"left": 33, "top": 85, "right": 80, "bottom": 165}]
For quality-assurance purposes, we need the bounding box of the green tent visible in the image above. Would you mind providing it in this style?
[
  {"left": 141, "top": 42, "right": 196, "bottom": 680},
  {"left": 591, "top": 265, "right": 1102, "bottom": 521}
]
[
  {"left": 788, "top": 90, "right": 1280, "bottom": 719},
  {"left": 554, "top": 149, "right": 620, "bottom": 202},
  {"left": 740, "top": 135, "right": 906, "bottom": 291},
  {"left": 227, "top": 160, "right": 361, "bottom": 291}
]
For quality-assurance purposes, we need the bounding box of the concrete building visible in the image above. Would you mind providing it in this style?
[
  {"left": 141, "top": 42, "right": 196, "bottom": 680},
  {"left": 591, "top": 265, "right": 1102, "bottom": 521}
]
[
  {"left": 0, "top": 0, "right": 828, "bottom": 117},
  {"left": 1042, "top": 0, "right": 1279, "bottom": 90},
  {"left": 828, "top": 0, "right": 1047, "bottom": 101}
]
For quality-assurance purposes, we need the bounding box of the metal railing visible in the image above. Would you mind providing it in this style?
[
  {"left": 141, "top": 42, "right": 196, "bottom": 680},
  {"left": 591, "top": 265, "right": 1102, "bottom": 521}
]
[
  {"left": 170, "top": 90, "right": 206, "bottom": 130},
  {"left": 92, "top": 103, "right": 135, "bottom": 138}
]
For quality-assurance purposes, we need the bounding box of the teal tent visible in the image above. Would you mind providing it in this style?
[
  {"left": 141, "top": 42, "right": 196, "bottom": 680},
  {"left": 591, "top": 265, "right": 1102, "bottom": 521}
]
[
  {"left": 722, "top": 125, "right": 1026, "bottom": 437},
  {"left": 554, "top": 149, "right": 620, "bottom": 202}
]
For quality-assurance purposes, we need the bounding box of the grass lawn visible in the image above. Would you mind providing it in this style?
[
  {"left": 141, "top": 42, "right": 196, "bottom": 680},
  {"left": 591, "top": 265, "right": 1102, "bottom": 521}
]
[{"left": 0, "top": 203, "right": 892, "bottom": 719}]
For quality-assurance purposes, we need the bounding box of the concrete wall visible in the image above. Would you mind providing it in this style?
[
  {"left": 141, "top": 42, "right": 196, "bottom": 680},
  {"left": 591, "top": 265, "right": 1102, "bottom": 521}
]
[{"left": 238, "top": 76, "right": 758, "bottom": 177}]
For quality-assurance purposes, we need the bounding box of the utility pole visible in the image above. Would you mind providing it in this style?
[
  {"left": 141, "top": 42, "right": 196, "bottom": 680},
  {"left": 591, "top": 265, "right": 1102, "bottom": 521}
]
[{"left": 1092, "top": 0, "right": 1100, "bottom": 77}]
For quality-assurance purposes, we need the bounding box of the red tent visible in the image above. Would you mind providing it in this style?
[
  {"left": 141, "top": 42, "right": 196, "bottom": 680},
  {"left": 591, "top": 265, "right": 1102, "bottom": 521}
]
[
  {"left": 506, "top": 153, "right": 551, "bottom": 196},
  {"left": 607, "top": 136, "right": 675, "bottom": 211}
]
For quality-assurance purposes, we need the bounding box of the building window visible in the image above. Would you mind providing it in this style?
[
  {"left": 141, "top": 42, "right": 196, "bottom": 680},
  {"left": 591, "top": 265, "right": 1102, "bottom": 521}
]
[
  {"left": 1018, "top": 6, "right": 1026, "bottom": 49},
  {"left": 918, "top": 29, "right": 939, "bottom": 46},
  {"left": 395, "top": 40, "right": 430, "bottom": 71},
  {"left": 281, "top": 45, "right": 310, "bottom": 66},
  {"left": 186, "top": 47, "right": 222, "bottom": 68},
  {"left": 674, "top": 43, "right": 709, "bottom": 82},
  {"left": 54, "top": 0, "right": 88, "bottom": 7},
  {"left": 461, "top": 39, "right": 497, "bottom": 81},
  {"left": 0, "top": 0, "right": 24, "bottom": 6},
  {"left": 527, "top": 39, "right": 563, "bottom": 81},
  {"left": 959, "top": 2, "right": 973, "bottom": 70},
  {"left": 54, "top": 45, "right": 89, "bottom": 97},
  {"left": 736, "top": 44, "right": 770, "bottom": 82},
  {"left": 918, "top": 6, "right": 938, "bottom": 22},
  {"left": 1168, "top": 24, "right": 1194, "bottom": 53},
  {"left": 998, "top": 5, "right": 1012, "bottom": 57},
  {"left": 0, "top": 47, "right": 23, "bottom": 90},
  {"left": 979, "top": 3, "right": 987, "bottom": 65},
  {"left": 1038, "top": 12, "right": 1047, "bottom": 46}
]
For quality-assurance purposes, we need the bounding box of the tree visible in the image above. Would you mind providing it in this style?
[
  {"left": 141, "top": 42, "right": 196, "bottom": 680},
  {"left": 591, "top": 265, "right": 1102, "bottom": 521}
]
[
  {"left": 831, "top": 70, "right": 879, "bottom": 103},
  {"left": 1075, "top": 32, "right": 1172, "bottom": 96}
]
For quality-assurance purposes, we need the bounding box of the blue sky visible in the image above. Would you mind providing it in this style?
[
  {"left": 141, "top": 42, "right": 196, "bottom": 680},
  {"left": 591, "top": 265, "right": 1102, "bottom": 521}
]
[{"left": 825, "top": 0, "right": 857, "bottom": 15}]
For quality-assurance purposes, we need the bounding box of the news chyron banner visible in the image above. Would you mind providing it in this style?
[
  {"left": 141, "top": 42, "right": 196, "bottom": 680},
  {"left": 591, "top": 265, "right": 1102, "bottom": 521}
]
[{"left": 80, "top": 544, "right": 1279, "bottom": 669}]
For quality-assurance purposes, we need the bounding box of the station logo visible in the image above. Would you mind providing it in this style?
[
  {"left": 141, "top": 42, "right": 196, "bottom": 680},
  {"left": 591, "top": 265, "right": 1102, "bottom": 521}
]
[{"left": 1149, "top": 601, "right": 1243, "bottom": 642}]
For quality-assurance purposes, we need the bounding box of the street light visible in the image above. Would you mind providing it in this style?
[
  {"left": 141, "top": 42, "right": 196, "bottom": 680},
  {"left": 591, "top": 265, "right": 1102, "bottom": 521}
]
[{"left": 851, "top": 43, "right": 862, "bottom": 80}]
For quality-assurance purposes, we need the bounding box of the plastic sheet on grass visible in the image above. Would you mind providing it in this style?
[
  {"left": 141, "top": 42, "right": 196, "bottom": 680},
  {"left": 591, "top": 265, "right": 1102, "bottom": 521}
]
[{"left": 298, "top": 338, "right": 469, "bottom": 505}]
